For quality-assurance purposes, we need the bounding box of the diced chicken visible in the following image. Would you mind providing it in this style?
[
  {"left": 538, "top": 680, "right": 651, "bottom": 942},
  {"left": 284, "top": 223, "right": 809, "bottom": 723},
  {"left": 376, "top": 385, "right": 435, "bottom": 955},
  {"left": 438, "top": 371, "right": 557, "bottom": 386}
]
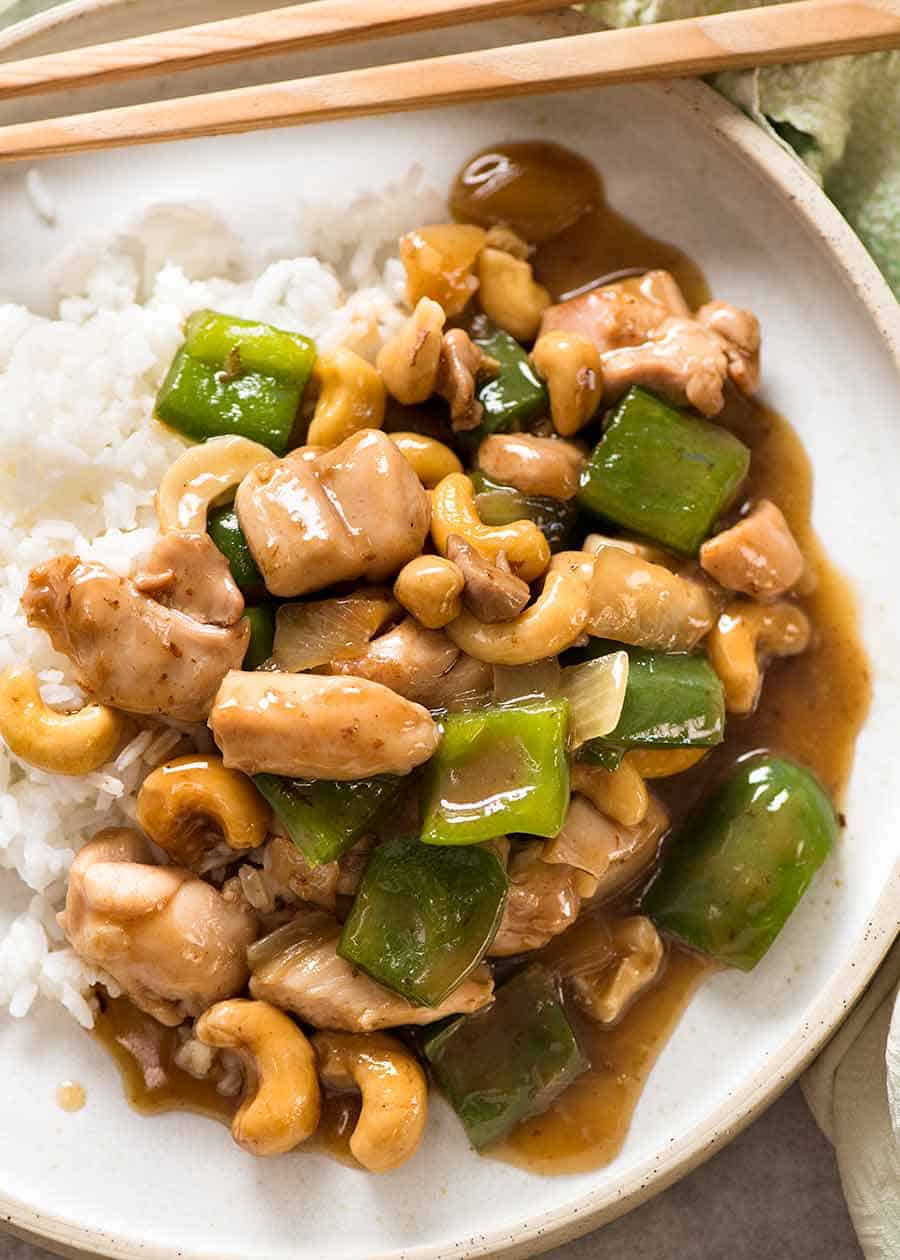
[
  {"left": 249, "top": 910, "right": 493, "bottom": 1031},
  {"left": 236, "top": 429, "right": 431, "bottom": 598},
  {"left": 133, "top": 530, "right": 244, "bottom": 626},
  {"left": 488, "top": 843, "right": 583, "bottom": 956},
  {"left": 326, "top": 617, "right": 460, "bottom": 706},
  {"left": 477, "top": 433, "right": 585, "bottom": 501},
  {"left": 560, "top": 914, "right": 665, "bottom": 1024},
  {"left": 446, "top": 534, "right": 531, "bottom": 623},
  {"left": 263, "top": 834, "right": 374, "bottom": 914},
  {"left": 23, "top": 556, "right": 249, "bottom": 722},
  {"left": 700, "top": 499, "right": 804, "bottom": 599},
  {"left": 542, "top": 794, "right": 669, "bottom": 900},
  {"left": 60, "top": 829, "right": 258, "bottom": 1027},
  {"left": 588, "top": 546, "right": 716, "bottom": 652},
  {"left": 209, "top": 670, "right": 440, "bottom": 779},
  {"left": 435, "top": 328, "right": 495, "bottom": 432},
  {"left": 540, "top": 270, "right": 760, "bottom": 417}
]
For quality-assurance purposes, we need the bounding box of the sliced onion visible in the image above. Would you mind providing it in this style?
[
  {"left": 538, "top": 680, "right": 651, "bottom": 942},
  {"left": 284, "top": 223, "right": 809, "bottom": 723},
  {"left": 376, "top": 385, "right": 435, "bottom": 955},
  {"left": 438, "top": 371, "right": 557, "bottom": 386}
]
[
  {"left": 492, "top": 660, "right": 562, "bottom": 704},
  {"left": 246, "top": 910, "right": 336, "bottom": 969},
  {"left": 270, "top": 593, "right": 396, "bottom": 672},
  {"left": 560, "top": 651, "right": 629, "bottom": 748}
]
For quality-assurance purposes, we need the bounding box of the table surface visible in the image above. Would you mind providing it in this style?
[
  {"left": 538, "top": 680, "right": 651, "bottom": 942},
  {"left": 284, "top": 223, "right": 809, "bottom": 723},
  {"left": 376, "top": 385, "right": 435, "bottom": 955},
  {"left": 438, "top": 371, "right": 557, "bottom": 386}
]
[{"left": 1, "top": 1084, "right": 861, "bottom": 1260}]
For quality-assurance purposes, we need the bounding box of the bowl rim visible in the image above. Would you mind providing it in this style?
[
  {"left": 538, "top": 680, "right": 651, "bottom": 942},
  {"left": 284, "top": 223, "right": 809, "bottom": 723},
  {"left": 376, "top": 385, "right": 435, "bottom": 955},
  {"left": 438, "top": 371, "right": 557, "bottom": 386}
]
[{"left": 0, "top": 3, "right": 898, "bottom": 1258}]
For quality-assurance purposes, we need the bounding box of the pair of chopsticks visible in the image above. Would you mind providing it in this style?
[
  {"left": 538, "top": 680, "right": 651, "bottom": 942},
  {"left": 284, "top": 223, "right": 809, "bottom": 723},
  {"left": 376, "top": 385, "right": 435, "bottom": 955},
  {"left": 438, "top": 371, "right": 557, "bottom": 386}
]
[{"left": 0, "top": 0, "right": 898, "bottom": 164}]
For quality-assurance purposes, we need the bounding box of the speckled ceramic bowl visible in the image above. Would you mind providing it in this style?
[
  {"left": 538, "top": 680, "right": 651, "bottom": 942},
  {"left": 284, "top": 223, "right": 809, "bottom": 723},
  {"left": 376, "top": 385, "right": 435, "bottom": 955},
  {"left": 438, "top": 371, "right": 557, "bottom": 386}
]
[{"left": 0, "top": 4, "right": 898, "bottom": 1258}]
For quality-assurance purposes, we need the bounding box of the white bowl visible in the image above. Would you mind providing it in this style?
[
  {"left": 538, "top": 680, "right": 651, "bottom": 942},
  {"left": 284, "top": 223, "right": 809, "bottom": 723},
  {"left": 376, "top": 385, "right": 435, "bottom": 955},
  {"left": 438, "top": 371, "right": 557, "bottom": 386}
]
[{"left": 1, "top": 4, "right": 899, "bottom": 1259}]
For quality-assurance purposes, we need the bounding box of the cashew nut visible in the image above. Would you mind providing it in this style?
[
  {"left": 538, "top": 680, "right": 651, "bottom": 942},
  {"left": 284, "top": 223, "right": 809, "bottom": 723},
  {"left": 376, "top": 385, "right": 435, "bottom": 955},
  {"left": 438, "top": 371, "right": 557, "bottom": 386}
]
[
  {"left": 445, "top": 551, "right": 594, "bottom": 665},
  {"left": 399, "top": 223, "right": 486, "bottom": 316},
  {"left": 431, "top": 473, "right": 550, "bottom": 581},
  {"left": 530, "top": 331, "right": 603, "bottom": 436},
  {"left": 196, "top": 999, "right": 321, "bottom": 1156},
  {"left": 394, "top": 555, "right": 464, "bottom": 629},
  {"left": 478, "top": 246, "right": 550, "bottom": 342},
  {"left": 389, "top": 431, "right": 463, "bottom": 488},
  {"left": 136, "top": 753, "right": 271, "bottom": 867},
  {"left": 156, "top": 434, "right": 273, "bottom": 533},
  {"left": 312, "top": 1030, "right": 427, "bottom": 1172},
  {"left": 588, "top": 546, "right": 715, "bottom": 652},
  {"left": 477, "top": 433, "right": 585, "bottom": 501},
  {"left": 707, "top": 599, "right": 811, "bottom": 714},
  {"left": 307, "top": 347, "right": 386, "bottom": 448},
  {"left": 582, "top": 533, "right": 672, "bottom": 568},
  {"left": 0, "top": 666, "right": 132, "bottom": 775},
  {"left": 625, "top": 747, "right": 708, "bottom": 779},
  {"left": 571, "top": 758, "right": 649, "bottom": 827},
  {"left": 376, "top": 297, "right": 445, "bottom": 404}
]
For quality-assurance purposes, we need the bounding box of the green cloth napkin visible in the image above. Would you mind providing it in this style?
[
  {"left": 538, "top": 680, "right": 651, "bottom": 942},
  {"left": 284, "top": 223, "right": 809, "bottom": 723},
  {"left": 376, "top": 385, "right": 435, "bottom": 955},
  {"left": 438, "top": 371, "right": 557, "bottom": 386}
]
[{"left": 589, "top": 0, "right": 900, "bottom": 297}]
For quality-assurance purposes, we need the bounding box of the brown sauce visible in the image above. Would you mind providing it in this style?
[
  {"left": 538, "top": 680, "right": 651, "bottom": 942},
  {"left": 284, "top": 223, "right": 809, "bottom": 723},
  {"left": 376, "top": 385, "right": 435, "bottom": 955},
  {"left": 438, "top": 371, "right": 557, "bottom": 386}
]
[
  {"left": 56, "top": 1080, "right": 87, "bottom": 1113},
  {"left": 92, "top": 140, "right": 870, "bottom": 1177}
]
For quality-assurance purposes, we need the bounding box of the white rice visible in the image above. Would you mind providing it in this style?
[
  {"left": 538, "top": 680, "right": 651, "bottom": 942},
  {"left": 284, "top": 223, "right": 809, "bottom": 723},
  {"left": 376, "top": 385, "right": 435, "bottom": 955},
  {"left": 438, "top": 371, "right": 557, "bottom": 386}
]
[{"left": 0, "top": 167, "right": 437, "bottom": 1027}]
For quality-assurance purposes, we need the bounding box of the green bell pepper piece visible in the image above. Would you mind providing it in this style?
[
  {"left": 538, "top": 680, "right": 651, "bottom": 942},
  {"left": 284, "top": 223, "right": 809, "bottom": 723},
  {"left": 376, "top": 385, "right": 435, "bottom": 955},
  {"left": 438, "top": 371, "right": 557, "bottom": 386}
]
[
  {"left": 578, "top": 745, "right": 625, "bottom": 772},
  {"left": 208, "top": 506, "right": 264, "bottom": 596},
  {"left": 242, "top": 605, "right": 275, "bottom": 671},
  {"left": 470, "top": 329, "right": 548, "bottom": 439},
  {"left": 577, "top": 387, "right": 750, "bottom": 555},
  {"left": 338, "top": 835, "right": 507, "bottom": 1006},
  {"left": 421, "top": 698, "right": 569, "bottom": 845},
  {"left": 470, "top": 470, "right": 576, "bottom": 552},
  {"left": 253, "top": 774, "right": 403, "bottom": 866},
  {"left": 156, "top": 310, "right": 316, "bottom": 454},
  {"left": 581, "top": 640, "right": 725, "bottom": 754},
  {"left": 645, "top": 754, "right": 839, "bottom": 970},
  {"left": 424, "top": 965, "right": 588, "bottom": 1148}
]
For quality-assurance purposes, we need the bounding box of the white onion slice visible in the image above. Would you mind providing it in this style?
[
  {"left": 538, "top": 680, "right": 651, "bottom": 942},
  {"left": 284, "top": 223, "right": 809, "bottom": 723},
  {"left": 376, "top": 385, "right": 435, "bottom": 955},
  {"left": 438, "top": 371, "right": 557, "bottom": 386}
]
[
  {"left": 492, "top": 660, "right": 562, "bottom": 704},
  {"left": 271, "top": 594, "right": 395, "bottom": 672},
  {"left": 560, "top": 651, "right": 629, "bottom": 748}
]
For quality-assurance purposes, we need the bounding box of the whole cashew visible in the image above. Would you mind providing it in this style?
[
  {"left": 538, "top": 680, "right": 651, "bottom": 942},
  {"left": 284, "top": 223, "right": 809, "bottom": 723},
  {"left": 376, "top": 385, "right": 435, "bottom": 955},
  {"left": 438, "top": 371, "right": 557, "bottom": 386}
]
[
  {"left": 307, "top": 347, "right": 386, "bottom": 448},
  {"left": 707, "top": 599, "right": 811, "bottom": 714},
  {"left": 136, "top": 753, "right": 271, "bottom": 867},
  {"left": 477, "top": 433, "right": 585, "bottom": 501},
  {"left": 312, "top": 1030, "right": 428, "bottom": 1173},
  {"left": 625, "top": 747, "right": 708, "bottom": 779},
  {"left": 588, "top": 546, "right": 715, "bottom": 652},
  {"left": 376, "top": 298, "right": 445, "bottom": 404},
  {"left": 393, "top": 555, "right": 464, "bottom": 629},
  {"left": 571, "top": 758, "right": 649, "bottom": 828},
  {"left": 389, "top": 431, "right": 463, "bottom": 488},
  {"left": 0, "top": 666, "right": 132, "bottom": 775},
  {"left": 445, "top": 551, "right": 594, "bottom": 665},
  {"left": 478, "top": 246, "right": 550, "bottom": 342},
  {"left": 196, "top": 999, "right": 321, "bottom": 1156},
  {"left": 156, "top": 434, "right": 273, "bottom": 533},
  {"left": 530, "top": 331, "right": 603, "bottom": 436},
  {"left": 431, "top": 473, "right": 550, "bottom": 581}
]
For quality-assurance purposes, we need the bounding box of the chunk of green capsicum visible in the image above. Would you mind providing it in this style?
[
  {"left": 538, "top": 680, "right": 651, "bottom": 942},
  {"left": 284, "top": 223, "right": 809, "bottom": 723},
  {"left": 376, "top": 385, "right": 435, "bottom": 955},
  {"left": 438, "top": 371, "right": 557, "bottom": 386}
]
[
  {"left": 470, "top": 470, "right": 576, "bottom": 552},
  {"left": 469, "top": 329, "right": 548, "bottom": 439},
  {"left": 645, "top": 754, "right": 839, "bottom": 970},
  {"left": 577, "top": 387, "right": 750, "bottom": 555},
  {"left": 424, "top": 965, "right": 588, "bottom": 1148},
  {"left": 155, "top": 309, "right": 316, "bottom": 454},
  {"left": 208, "top": 506, "right": 264, "bottom": 597},
  {"left": 253, "top": 773, "right": 403, "bottom": 866},
  {"left": 241, "top": 604, "right": 275, "bottom": 671},
  {"left": 421, "top": 698, "right": 570, "bottom": 845},
  {"left": 338, "top": 835, "right": 507, "bottom": 1006},
  {"left": 580, "top": 640, "right": 725, "bottom": 756}
]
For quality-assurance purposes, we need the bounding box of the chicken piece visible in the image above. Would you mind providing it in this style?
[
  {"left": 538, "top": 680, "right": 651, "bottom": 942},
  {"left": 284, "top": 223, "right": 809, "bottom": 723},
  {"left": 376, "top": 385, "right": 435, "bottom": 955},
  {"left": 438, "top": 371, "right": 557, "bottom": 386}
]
[
  {"left": 588, "top": 546, "right": 716, "bottom": 653},
  {"left": 264, "top": 835, "right": 341, "bottom": 912},
  {"left": 541, "top": 271, "right": 760, "bottom": 416},
  {"left": 542, "top": 794, "right": 669, "bottom": 900},
  {"left": 477, "top": 434, "right": 585, "bottom": 501},
  {"left": 249, "top": 910, "right": 494, "bottom": 1031},
  {"left": 23, "top": 556, "right": 249, "bottom": 722},
  {"left": 236, "top": 430, "right": 431, "bottom": 598},
  {"left": 557, "top": 914, "right": 665, "bottom": 1024},
  {"left": 60, "top": 829, "right": 258, "bottom": 1027},
  {"left": 540, "top": 269, "right": 689, "bottom": 354},
  {"left": 326, "top": 617, "right": 460, "bottom": 706},
  {"left": 446, "top": 534, "right": 531, "bottom": 623},
  {"left": 133, "top": 530, "right": 244, "bottom": 626},
  {"left": 209, "top": 670, "right": 440, "bottom": 779},
  {"left": 489, "top": 843, "right": 583, "bottom": 956},
  {"left": 700, "top": 499, "right": 804, "bottom": 599},
  {"left": 435, "top": 329, "right": 495, "bottom": 432}
]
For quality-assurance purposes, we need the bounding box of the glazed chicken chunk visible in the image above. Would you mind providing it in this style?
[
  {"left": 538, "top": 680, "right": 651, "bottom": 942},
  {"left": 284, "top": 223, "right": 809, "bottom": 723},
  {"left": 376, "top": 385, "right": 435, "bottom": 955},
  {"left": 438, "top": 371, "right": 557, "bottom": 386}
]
[{"left": 60, "top": 829, "right": 258, "bottom": 1027}]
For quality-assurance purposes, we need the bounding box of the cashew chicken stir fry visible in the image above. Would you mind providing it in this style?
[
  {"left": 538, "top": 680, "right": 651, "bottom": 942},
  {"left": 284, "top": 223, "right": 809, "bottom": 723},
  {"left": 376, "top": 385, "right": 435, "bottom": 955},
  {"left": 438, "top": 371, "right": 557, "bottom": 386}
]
[{"left": 2, "top": 142, "right": 844, "bottom": 1174}]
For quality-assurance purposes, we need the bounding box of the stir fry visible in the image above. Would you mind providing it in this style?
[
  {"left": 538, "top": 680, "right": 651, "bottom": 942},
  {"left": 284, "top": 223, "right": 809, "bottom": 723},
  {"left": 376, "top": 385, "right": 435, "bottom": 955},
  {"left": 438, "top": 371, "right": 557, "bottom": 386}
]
[{"left": 0, "top": 143, "right": 841, "bottom": 1173}]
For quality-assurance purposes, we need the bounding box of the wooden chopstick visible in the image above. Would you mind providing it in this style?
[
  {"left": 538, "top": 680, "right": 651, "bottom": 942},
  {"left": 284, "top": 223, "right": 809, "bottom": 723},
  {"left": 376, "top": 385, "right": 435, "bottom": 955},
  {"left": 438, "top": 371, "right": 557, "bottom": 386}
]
[
  {"left": 0, "top": 0, "right": 568, "bottom": 100},
  {"left": 0, "top": 0, "right": 897, "bottom": 164}
]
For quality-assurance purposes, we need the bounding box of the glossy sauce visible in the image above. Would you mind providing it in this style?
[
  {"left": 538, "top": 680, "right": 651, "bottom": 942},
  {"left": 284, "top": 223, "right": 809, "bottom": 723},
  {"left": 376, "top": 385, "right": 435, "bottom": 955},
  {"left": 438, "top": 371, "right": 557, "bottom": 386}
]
[{"left": 94, "top": 141, "right": 869, "bottom": 1177}]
